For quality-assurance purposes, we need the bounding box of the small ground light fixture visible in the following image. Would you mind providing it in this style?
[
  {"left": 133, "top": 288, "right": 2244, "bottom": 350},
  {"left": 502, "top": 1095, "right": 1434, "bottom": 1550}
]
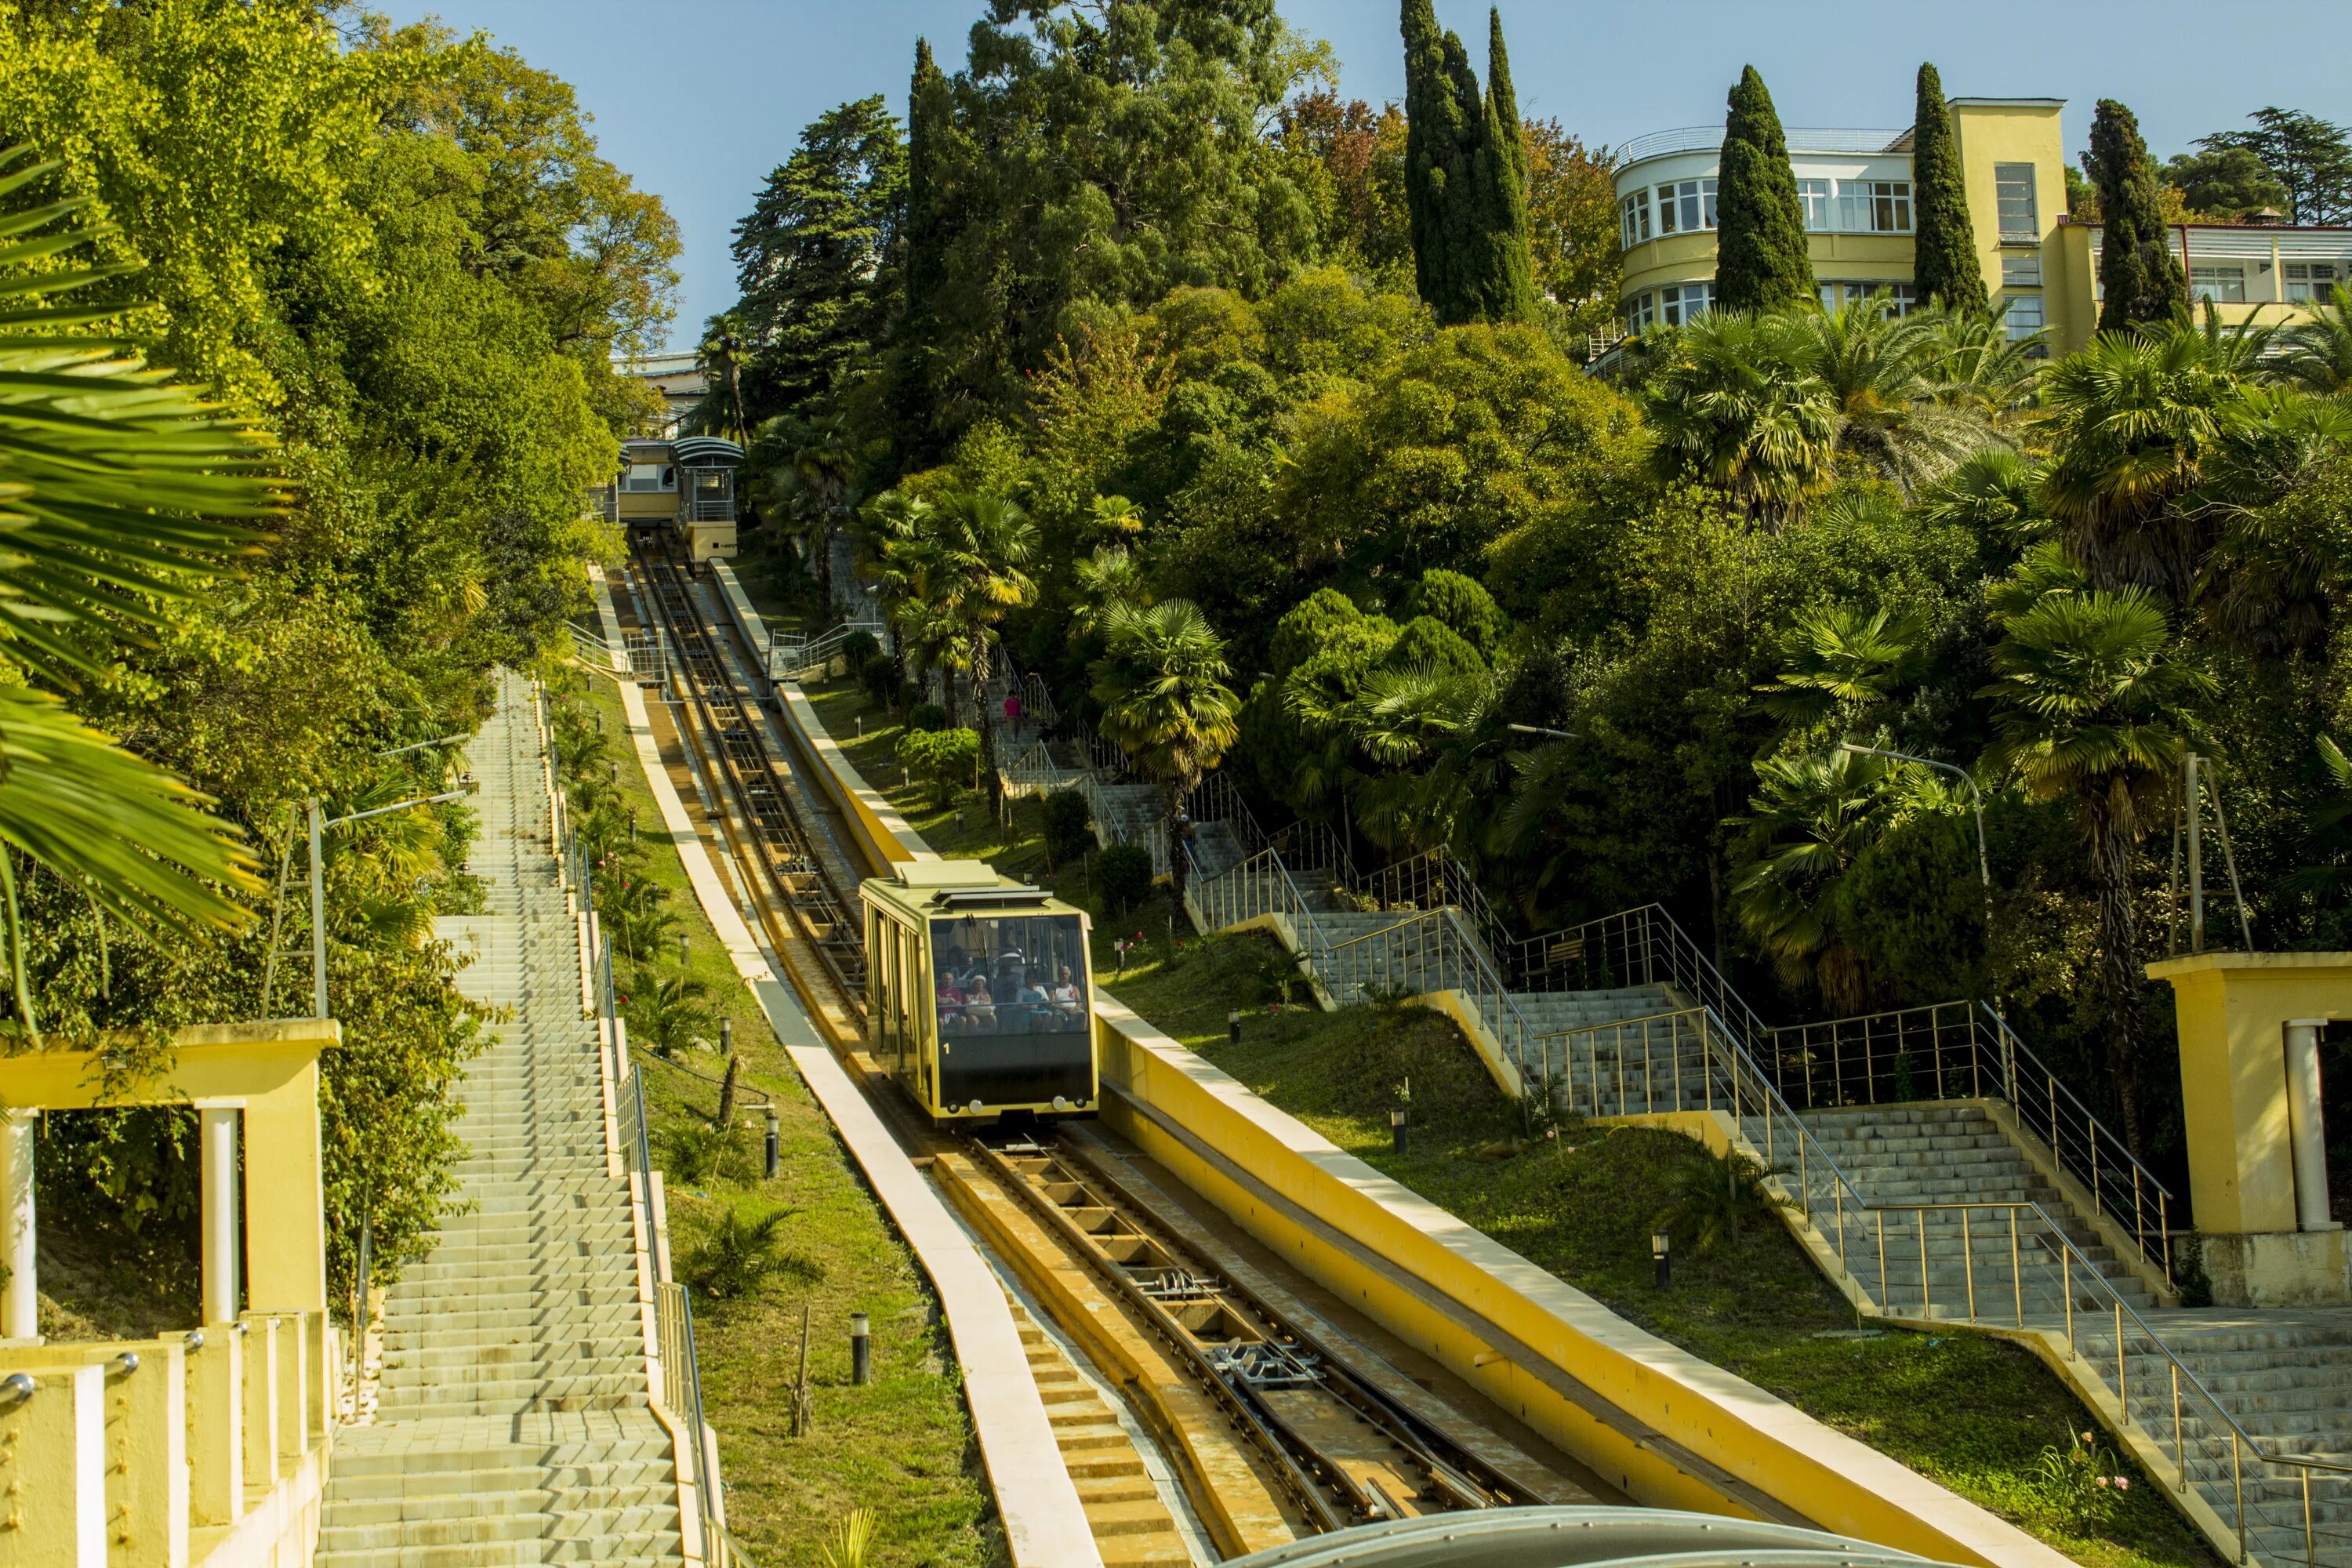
[
  {"left": 1228, "top": 1009, "right": 1242, "bottom": 1044},
  {"left": 1390, "top": 1107, "right": 1408, "bottom": 1155},
  {"left": 1652, "top": 1231, "right": 1671, "bottom": 1290},
  {"left": 851, "top": 1312, "right": 872, "bottom": 1385},
  {"left": 764, "top": 1112, "right": 780, "bottom": 1180}
]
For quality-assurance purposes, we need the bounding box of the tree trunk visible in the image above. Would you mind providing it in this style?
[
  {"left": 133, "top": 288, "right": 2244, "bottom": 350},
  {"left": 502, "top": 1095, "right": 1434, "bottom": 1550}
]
[
  {"left": 1165, "top": 779, "right": 1192, "bottom": 906},
  {"left": 2088, "top": 777, "right": 2147, "bottom": 1154}
]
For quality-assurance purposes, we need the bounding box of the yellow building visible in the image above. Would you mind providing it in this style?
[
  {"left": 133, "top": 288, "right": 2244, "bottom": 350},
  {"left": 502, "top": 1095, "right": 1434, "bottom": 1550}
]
[
  {"left": 1614, "top": 100, "right": 2079, "bottom": 349},
  {"left": 597, "top": 434, "right": 744, "bottom": 561}
]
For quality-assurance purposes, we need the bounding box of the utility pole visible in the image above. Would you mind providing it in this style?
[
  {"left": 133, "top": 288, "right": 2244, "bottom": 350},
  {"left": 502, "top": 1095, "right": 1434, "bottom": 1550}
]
[{"left": 2187, "top": 753, "right": 2205, "bottom": 955}]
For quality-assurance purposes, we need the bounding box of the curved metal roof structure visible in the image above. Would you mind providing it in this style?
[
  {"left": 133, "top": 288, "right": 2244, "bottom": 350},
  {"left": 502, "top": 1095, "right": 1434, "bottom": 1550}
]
[
  {"left": 667, "top": 435, "right": 744, "bottom": 467},
  {"left": 1221, "top": 1509, "right": 1955, "bottom": 1568}
]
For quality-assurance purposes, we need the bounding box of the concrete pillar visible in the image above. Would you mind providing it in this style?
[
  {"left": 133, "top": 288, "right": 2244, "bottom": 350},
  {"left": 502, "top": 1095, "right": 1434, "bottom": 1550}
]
[
  {"left": 198, "top": 1103, "right": 242, "bottom": 1324},
  {"left": 2285, "top": 1019, "right": 2337, "bottom": 1233},
  {"left": 1, "top": 1109, "right": 34, "bottom": 1341},
  {"left": 0, "top": 1362, "right": 106, "bottom": 1567}
]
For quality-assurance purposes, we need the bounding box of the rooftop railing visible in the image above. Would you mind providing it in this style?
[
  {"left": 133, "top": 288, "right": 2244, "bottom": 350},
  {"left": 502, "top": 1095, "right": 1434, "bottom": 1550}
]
[{"left": 1616, "top": 125, "right": 1907, "bottom": 166}]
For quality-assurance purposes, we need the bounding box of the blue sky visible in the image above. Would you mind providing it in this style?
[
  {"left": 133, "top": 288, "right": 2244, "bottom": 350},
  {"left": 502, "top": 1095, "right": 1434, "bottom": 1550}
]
[{"left": 376, "top": 2, "right": 2352, "bottom": 350}]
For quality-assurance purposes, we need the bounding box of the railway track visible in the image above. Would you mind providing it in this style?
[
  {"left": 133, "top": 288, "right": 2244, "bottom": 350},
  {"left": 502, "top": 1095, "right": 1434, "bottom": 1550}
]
[
  {"left": 629, "top": 540, "right": 869, "bottom": 1011},
  {"left": 612, "top": 540, "right": 1606, "bottom": 1555}
]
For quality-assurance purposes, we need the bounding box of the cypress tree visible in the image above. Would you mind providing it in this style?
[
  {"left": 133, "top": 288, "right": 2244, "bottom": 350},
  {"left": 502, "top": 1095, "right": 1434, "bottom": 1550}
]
[
  {"left": 1712, "top": 66, "right": 1815, "bottom": 314},
  {"left": 904, "top": 38, "right": 949, "bottom": 325},
  {"left": 1401, "top": 0, "right": 1469, "bottom": 318},
  {"left": 1472, "top": 8, "right": 1538, "bottom": 321},
  {"left": 1909, "top": 63, "right": 1986, "bottom": 310},
  {"left": 1399, "top": 0, "right": 1535, "bottom": 324},
  {"left": 2089, "top": 98, "right": 2188, "bottom": 332}
]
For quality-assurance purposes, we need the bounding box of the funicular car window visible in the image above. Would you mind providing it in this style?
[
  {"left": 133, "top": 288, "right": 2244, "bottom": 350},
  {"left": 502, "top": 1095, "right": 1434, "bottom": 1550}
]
[{"left": 931, "top": 913, "right": 1088, "bottom": 1039}]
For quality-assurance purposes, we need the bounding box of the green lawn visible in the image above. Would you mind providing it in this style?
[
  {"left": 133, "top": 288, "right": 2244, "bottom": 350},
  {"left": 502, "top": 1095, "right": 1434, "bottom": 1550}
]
[{"left": 571, "top": 670, "right": 1002, "bottom": 1568}]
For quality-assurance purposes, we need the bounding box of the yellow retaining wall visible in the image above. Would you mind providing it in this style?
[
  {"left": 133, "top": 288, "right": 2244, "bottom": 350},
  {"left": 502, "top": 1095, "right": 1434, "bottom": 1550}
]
[{"left": 1094, "top": 997, "right": 2073, "bottom": 1568}]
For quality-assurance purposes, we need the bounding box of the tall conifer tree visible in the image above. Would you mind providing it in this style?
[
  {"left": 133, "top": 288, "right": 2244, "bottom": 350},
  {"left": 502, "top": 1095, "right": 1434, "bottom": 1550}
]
[
  {"left": 1910, "top": 63, "right": 1986, "bottom": 310},
  {"left": 1399, "top": 1, "right": 1535, "bottom": 324},
  {"left": 1712, "top": 67, "right": 1814, "bottom": 313},
  {"left": 904, "top": 39, "right": 949, "bottom": 328},
  {"left": 1474, "top": 9, "right": 1538, "bottom": 321},
  {"left": 2089, "top": 98, "right": 2188, "bottom": 332}
]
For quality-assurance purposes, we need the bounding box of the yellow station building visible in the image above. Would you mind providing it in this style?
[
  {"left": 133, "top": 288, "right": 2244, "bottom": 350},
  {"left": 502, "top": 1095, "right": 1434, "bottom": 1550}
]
[{"left": 1611, "top": 97, "right": 2352, "bottom": 358}]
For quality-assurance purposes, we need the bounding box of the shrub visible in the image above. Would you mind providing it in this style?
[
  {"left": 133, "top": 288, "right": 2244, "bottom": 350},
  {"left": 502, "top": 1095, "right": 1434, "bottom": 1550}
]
[
  {"left": 897, "top": 725, "right": 982, "bottom": 807},
  {"left": 1044, "top": 789, "right": 1093, "bottom": 867},
  {"left": 906, "top": 702, "right": 949, "bottom": 733},
  {"left": 858, "top": 654, "right": 898, "bottom": 706},
  {"left": 677, "top": 1204, "right": 822, "bottom": 1301},
  {"left": 841, "top": 629, "right": 881, "bottom": 668},
  {"left": 1098, "top": 843, "right": 1155, "bottom": 913}
]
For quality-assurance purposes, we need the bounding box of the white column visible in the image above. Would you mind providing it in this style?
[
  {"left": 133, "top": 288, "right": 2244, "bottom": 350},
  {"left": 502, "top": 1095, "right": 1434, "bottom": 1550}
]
[
  {"left": 1, "top": 1109, "right": 34, "bottom": 1340},
  {"left": 199, "top": 1103, "right": 243, "bottom": 1323},
  {"left": 2285, "top": 1019, "right": 2338, "bottom": 1233}
]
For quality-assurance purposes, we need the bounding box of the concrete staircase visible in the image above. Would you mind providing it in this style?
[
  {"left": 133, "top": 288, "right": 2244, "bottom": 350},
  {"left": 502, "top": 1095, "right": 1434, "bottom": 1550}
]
[
  {"left": 1799, "top": 1103, "right": 2157, "bottom": 1316},
  {"left": 320, "top": 670, "right": 686, "bottom": 1568}
]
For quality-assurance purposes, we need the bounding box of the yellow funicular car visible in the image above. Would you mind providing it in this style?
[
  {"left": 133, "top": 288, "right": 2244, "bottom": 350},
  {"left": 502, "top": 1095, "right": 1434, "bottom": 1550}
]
[{"left": 861, "top": 859, "right": 1098, "bottom": 1123}]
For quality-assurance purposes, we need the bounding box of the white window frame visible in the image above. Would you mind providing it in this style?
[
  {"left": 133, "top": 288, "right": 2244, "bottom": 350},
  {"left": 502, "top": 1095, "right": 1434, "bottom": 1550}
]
[
  {"left": 1620, "top": 191, "right": 1652, "bottom": 250},
  {"left": 1994, "top": 163, "right": 2039, "bottom": 243},
  {"left": 1658, "top": 281, "right": 1714, "bottom": 326},
  {"left": 2286, "top": 261, "right": 2343, "bottom": 302},
  {"left": 2002, "top": 257, "right": 2042, "bottom": 287},
  {"left": 1798, "top": 178, "right": 1833, "bottom": 232},
  {"left": 622, "top": 463, "right": 675, "bottom": 494},
  {"left": 2004, "top": 292, "right": 2045, "bottom": 339},
  {"left": 1653, "top": 179, "right": 1718, "bottom": 236},
  {"left": 2190, "top": 264, "right": 2247, "bottom": 304},
  {"left": 1838, "top": 180, "right": 1912, "bottom": 234}
]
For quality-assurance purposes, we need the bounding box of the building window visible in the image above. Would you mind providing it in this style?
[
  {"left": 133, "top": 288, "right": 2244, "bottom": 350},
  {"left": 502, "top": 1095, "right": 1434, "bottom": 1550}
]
[
  {"left": 1620, "top": 191, "right": 1651, "bottom": 250},
  {"left": 2286, "top": 261, "right": 2343, "bottom": 301},
  {"left": 2004, "top": 292, "right": 2045, "bottom": 339},
  {"left": 1625, "top": 291, "right": 1655, "bottom": 334},
  {"left": 1821, "top": 281, "right": 1918, "bottom": 314},
  {"left": 1994, "top": 164, "right": 2039, "bottom": 242},
  {"left": 622, "top": 463, "right": 674, "bottom": 493},
  {"left": 2190, "top": 264, "right": 2246, "bottom": 303},
  {"left": 2002, "top": 257, "right": 2042, "bottom": 287},
  {"left": 1798, "top": 178, "right": 1834, "bottom": 232},
  {"left": 1838, "top": 180, "right": 1913, "bottom": 234},
  {"left": 1654, "top": 179, "right": 1718, "bottom": 235},
  {"left": 1658, "top": 281, "right": 1714, "bottom": 326}
]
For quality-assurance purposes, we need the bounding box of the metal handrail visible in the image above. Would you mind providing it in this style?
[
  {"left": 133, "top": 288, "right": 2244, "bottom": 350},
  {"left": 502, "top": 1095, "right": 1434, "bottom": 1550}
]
[
  {"left": 1875, "top": 1198, "right": 2352, "bottom": 1568},
  {"left": 1764, "top": 996, "right": 2178, "bottom": 1285}
]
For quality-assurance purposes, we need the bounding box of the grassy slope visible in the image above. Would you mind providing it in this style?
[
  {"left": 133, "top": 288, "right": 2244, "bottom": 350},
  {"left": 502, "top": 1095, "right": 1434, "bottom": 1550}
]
[
  {"left": 797, "top": 676, "right": 2215, "bottom": 1568},
  {"left": 577, "top": 670, "right": 1000, "bottom": 1568}
]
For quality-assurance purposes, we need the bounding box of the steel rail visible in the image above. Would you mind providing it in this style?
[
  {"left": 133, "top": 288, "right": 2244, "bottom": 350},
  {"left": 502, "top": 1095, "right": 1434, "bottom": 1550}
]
[
  {"left": 628, "top": 540, "right": 869, "bottom": 1016},
  {"left": 971, "top": 1137, "right": 1526, "bottom": 1534}
]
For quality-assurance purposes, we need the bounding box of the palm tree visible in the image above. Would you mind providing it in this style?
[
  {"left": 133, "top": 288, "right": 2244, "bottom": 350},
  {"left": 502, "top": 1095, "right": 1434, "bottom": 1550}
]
[
  {"left": 1982, "top": 589, "right": 2214, "bottom": 1151},
  {"left": 1646, "top": 310, "right": 1836, "bottom": 527},
  {"left": 1788, "top": 296, "right": 2005, "bottom": 496},
  {"left": 0, "top": 147, "right": 278, "bottom": 1028},
  {"left": 1072, "top": 544, "right": 1147, "bottom": 641},
  {"left": 2037, "top": 328, "right": 2245, "bottom": 597},
  {"left": 1333, "top": 662, "right": 1489, "bottom": 857},
  {"left": 1912, "top": 448, "right": 2049, "bottom": 552},
  {"left": 1091, "top": 599, "right": 1240, "bottom": 893},
  {"left": 623, "top": 966, "right": 718, "bottom": 1058},
  {"left": 790, "top": 418, "right": 859, "bottom": 615},
  {"left": 1755, "top": 605, "right": 1923, "bottom": 729},
  {"left": 2283, "top": 283, "right": 2352, "bottom": 396},
  {"left": 1727, "top": 746, "right": 1900, "bottom": 1013},
  {"left": 880, "top": 492, "right": 1038, "bottom": 813}
]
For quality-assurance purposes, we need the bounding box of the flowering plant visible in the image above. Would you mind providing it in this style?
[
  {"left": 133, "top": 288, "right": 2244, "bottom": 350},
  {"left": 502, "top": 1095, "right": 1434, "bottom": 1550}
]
[{"left": 2038, "top": 1429, "right": 2129, "bottom": 1527}]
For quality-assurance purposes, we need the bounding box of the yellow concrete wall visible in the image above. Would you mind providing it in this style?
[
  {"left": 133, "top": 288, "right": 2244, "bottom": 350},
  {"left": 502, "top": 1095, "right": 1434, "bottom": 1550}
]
[
  {"left": 616, "top": 490, "right": 677, "bottom": 524},
  {"left": 1950, "top": 102, "right": 2072, "bottom": 344},
  {"left": 2147, "top": 951, "right": 2352, "bottom": 1235},
  {"left": 1092, "top": 997, "right": 2071, "bottom": 1568}
]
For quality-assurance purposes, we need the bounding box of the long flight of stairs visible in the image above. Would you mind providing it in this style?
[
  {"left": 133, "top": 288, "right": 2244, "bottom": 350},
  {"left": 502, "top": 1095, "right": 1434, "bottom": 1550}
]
[
  {"left": 320, "top": 671, "right": 686, "bottom": 1568},
  {"left": 1183, "top": 831, "right": 2352, "bottom": 1566}
]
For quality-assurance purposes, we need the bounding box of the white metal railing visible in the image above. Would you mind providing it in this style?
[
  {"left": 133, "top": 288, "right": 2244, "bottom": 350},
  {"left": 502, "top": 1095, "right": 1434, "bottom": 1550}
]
[{"left": 770, "top": 619, "right": 889, "bottom": 682}]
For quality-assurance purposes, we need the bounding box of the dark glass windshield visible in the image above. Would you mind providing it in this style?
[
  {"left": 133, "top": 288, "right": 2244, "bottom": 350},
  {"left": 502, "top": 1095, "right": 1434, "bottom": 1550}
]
[{"left": 931, "top": 913, "right": 1088, "bottom": 1035}]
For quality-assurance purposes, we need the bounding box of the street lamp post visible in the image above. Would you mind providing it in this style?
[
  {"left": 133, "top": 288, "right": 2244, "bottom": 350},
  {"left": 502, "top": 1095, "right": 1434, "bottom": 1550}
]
[
  {"left": 1838, "top": 742, "right": 1990, "bottom": 912},
  {"left": 292, "top": 786, "right": 477, "bottom": 1021}
]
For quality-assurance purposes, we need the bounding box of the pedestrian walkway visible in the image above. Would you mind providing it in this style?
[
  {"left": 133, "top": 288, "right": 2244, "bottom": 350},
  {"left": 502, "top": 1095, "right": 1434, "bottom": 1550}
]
[{"left": 319, "top": 670, "right": 687, "bottom": 1567}]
